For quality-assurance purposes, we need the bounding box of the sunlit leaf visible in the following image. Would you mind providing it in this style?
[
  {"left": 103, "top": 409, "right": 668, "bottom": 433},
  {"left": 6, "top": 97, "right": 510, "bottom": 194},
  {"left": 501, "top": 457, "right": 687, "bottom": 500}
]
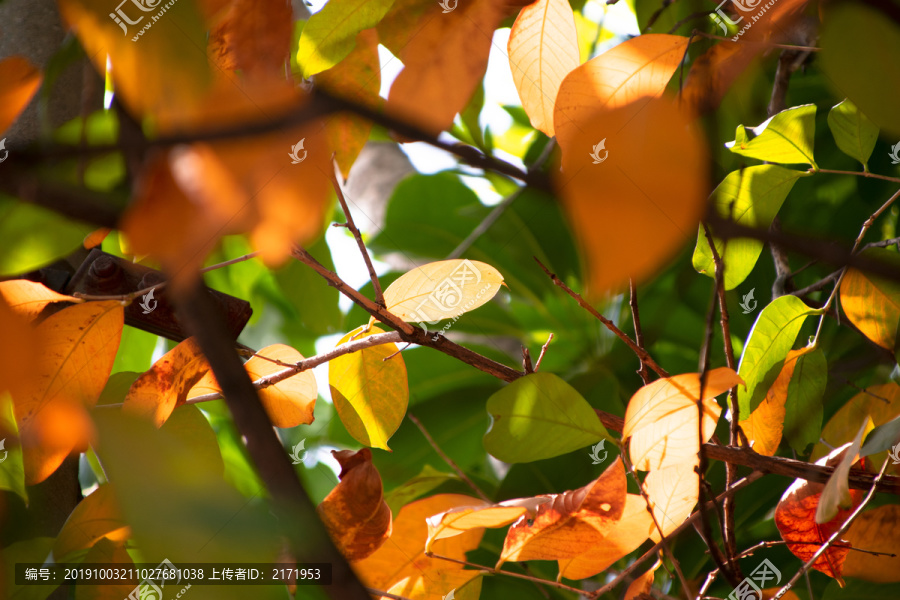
[
  {"left": 54, "top": 484, "right": 130, "bottom": 562},
  {"left": 840, "top": 248, "right": 900, "bottom": 350},
  {"left": 507, "top": 0, "right": 580, "bottom": 136},
  {"left": 329, "top": 325, "right": 408, "bottom": 450},
  {"left": 499, "top": 458, "right": 627, "bottom": 563},
  {"left": 0, "top": 280, "right": 78, "bottom": 321},
  {"left": 843, "top": 505, "right": 900, "bottom": 582},
  {"left": 693, "top": 166, "right": 807, "bottom": 290},
  {"left": 737, "top": 295, "right": 818, "bottom": 415},
  {"left": 827, "top": 99, "right": 879, "bottom": 169},
  {"left": 318, "top": 448, "right": 392, "bottom": 561},
  {"left": 0, "top": 198, "right": 94, "bottom": 277},
  {"left": 296, "top": 0, "right": 395, "bottom": 78},
  {"left": 816, "top": 422, "right": 869, "bottom": 524},
  {"left": 645, "top": 459, "right": 698, "bottom": 538},
  {"left": 624, "top": 367, "right": 739, "bottom": 471},
  {"left": 484, "top": 372, "right": 609, "bottom": 463},
  {"left": 726, "top": 105, "right": 817, "bottom": 167},
  {"left": 426, "top": 497, "right": 544, "bottom": 549},
  {"left": 15, "top": 301, "right": 123, "bottom": 484},
  {"left": 0, "top": 56, "right": 42, "bottom": 135},
  {"left": 625, "top": 560, "right": 659, "bottom": 600}
]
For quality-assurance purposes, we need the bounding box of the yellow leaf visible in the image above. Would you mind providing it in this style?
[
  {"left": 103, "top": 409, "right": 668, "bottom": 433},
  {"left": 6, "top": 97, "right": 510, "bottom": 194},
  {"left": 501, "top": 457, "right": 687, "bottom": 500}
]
[
  {"left": 839, "top": 249, "right": 900, "bottom": 349},
  {"left": 507, "top": 0, "right": 580, "bottom": 136},
  {"left": 740, "top": 348, "right": 807, "bottom": 456},
  {"left": 499, "top": 457, "right": 628, "bottom": 563},
  {"left": 384, "top": 571, "right": 482, "bottom": 600},
  {"left": 329, "top": 325, "right": 408, "bottom": 450},
  {"left": 625, "top": 559, "right": 660, "bottom": 600},
  {"left": 353, "top": 493, "right": 485, "bottom": 598},
  {"left": 556, "top": 96, "right": 709, "bottom": 294},
  {"left": 318, "top": 28, "right": 382, "bottom": 178},
  {"left": 0, "top": 280, "right": 77, "bottom": 321},
  {"left": 54, "top": 484, "right": 130, "bottom": 562},
  {"left": 646, "top": 459, "right": 698, "bottom": 538},
  {"left": 426, "top": 498, "right": 543, "bottom": 550},
  {"left": 124, "top": 338, "right": 209, "bottom": 428},
  {"left": 0, "top": 56, "right": 42, "bottom": 135},
  {"left": 553, "top": 34, "right": 689, "bottom": 153},
  {"left": 843, "top": 505, "right": 900, "bottom": 582},
  {"left": 386, "top": 0, "right": 507, "bottom": 135},
  {"left": 381, "top": 259, "right": 504, "bottom": 326},
  {"left": 318, "top": 449, "right": 392, "bottom": 561},
  {"left": 558, "top": 494, "right": 654, "bottom": 580},
  {"left": 624, "top": 367, "right": 739, "bottom": 470},
  {"left": 14, "top": 301, "right": 123, "bottom": 484}
]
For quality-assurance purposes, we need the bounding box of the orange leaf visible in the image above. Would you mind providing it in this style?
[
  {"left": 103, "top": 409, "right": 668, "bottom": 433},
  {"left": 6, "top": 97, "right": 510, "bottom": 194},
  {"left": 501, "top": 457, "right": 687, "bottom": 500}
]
[
  {"left": 558, "top": 494, "right": 654, "bottom": 580},
  {"left": 555, "top": 96, "right": 708, "bottom": 294},
  {"left": 0, "top": 296, "right": 38, "bottom": 403},
  {"left": 83, "top": 228, "right": 111, "bottom": 250},
  {"left": 383, "top": 571, "right": 482, "bottom": 600},
  {"left": 208, "top": 0, "right": 292, "bottom": 78},
  {"left": 625, "top": 559, "right": 659, "bottom": 600},
  {"left": 14, "top": 301, "right": 123, "bottom": 484},
  {"left": 54, "top": 484, "right": 130, "bottom": 562},
  {"left": 318, "top": 28, "right": 382, "bottom": 178},
  {"left": 740, "top": 348, "right": 807, "bottom": 456},
  {"left": 645, "top": 459, "right": 698, "bottom": 538},
  {"left": 774, "top": 446, "right": 866, "bottom": 580},
  {"left": 124, "top": 338, "right": 209, "bottom": 427},
  {"left": 353, "top": 493, "right": 485, "bottom": 599},
  {"left": 843, "top": 505, "right": 900, "bottom": 582},
  {"left": 0, "top": 280, "right": 78, "bottom": 321},
  {"left": 499, "top": 457, "right": 628, "bottom": 563},
  {"left": 553, "top": 34, "right": 689, "bottom": 153},
  {"left": 624, "top": 367, "right": 739, "bottom": 470},
  {"left": 426, "top": 497, "right": 544, "bottom": 550},
  {"left": 318, "top": 448, "right": 392, "bottom": 561},
  {"left": 839, "top": 249, "right": 900, "bottom": 350},
  {"left": 0, "top": 56, "right": 42, "bottom": 135},
  {"left": 386, "top": 0, "right": 507, "bottom": 135},
  {"left": 507, "top": 0, "right": 580, "bottom": 136}
]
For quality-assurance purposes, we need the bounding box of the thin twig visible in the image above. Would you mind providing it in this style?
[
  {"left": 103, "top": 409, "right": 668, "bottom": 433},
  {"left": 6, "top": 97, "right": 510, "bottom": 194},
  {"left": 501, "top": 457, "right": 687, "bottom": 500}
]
[
  {"left": 693, "top": 31, "right": 821, "bottom": 51},
  {"left": 534, "top": 333, "right": 554, "bottom": 371},
  {"left": 426, "top": 553, "right": 584, "bottom": 595},
  {"left": 628, "top": 279, "right": 652, "bottom": 385},
  {"left": 407, "top": 413, "right": 491, "bottom": 503},
  {"left": 365, "top": 589, "right": 414, "bottom": 600},
  {"left": 535, "top": 257, "right": 670, "bottom": 379},
  {"left": 522, "top": 346, "right": 534, "bottom": 374},
  {"left": 814, "top": 168, "right": 900, "bottom": 184}
]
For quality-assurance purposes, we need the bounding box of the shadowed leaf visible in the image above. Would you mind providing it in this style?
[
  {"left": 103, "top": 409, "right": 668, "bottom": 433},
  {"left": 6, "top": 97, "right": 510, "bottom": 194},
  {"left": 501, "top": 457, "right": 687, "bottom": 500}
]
[{"left": 0, "top": 56, "right": 42, "bottom": 135}]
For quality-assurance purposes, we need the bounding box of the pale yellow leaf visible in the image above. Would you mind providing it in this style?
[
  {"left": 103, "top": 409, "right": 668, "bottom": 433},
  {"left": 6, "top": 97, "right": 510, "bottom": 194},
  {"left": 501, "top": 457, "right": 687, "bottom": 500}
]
[{"left": 646, "top": 460, "right": 698, "bottom": 538}]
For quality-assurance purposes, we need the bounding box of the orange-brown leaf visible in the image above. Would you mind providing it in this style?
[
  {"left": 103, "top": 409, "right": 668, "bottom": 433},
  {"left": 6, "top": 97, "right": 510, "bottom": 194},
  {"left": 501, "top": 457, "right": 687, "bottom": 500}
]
[
  {"left": 0, "top": 296, "right": 37, "bottom": 403},
  {"left": 124, "top": 338, "right": 209, "bottom": 427},
  {"left": 208, "top": 0, "right": 293, "bottom": 78},
  {"left": 83, "top": 228, "right": 111, "bottom": 250},
  {"left": 386, "top": 0, "right": 507, "bottom": 135},
  {"left": 54, "top": 484, "right": 130, "bottom": 562},
  {"left": 426, "top": 497, "right": 543, "bottom": 550},
  {"left": 318, "top": 448, "right": 392, "bottom": 561},
  {"left": 555, "top": 96, "right": 708, "bottom": 294},
  {"left": 740, "top": 348, "right": 808, "bottom": 456},
  {"left": 507, "top": 0, "right": 580, "bottom": 136},
  {"left": 0, "top": 56, "right": 42, "bottom": 135},
  {"left": 839, "top": 250, "right": 900, "bottom": 350},
  {"left": 625, "top": 560, "right": 659, "bottom": 600},
  {"left": 842, "top": 505, "right": 900, "bottom": 582},
  {"left": 499, "top": 457, "right": 628, "bottom": 563},
  {"left": 14, "top": 301, "right": 123, "bottom": 484},
  {"left": 0, "top": 280, "right": 78, "bottom": 321}
]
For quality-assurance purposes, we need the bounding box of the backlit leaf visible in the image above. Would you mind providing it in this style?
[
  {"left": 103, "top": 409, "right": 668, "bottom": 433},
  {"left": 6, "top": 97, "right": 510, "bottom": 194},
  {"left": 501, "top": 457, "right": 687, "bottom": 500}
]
[
  {"left": 624, "top": 367, "right": 739, "bottom": 471},
  {"left": 556, "top": 96, "right": 708, "bottom": 294},
  {"left": 296, "top": 0, "right": 395, "bottom": 78},
  {"left": 693, "top": 166, "right": 807, "bottom": 290},
  {"left": 737, "top": 295, "right": 818, "bottom": 415},
  {"left": 54, "top": 484, "right": 130, "bottom": 562},
  {"left": 0, "top": 56, "right": 42, "bottom": 135},
  {"left": 507, "top": 0, "right": 580, "bottom": 136},
  {"left": 828, "top": 99, "right": 879, "bottom": 169},
  {"left": 645, "top": 459, "right": 698, "bottom": 538},
  {"left": 124, "top": 338, "right": 209, "bottom": 427},
  {"left": 816, "top": 423, "right": 869, "bottom": 524},
  {"left": 625, "top": 560, "right": 659, "bottom": 600},
  {"left": 0, "top": 280, "right": 78, "bottom": 321},
  {"left": 740, "top": 349, "right": 804, "bottom": 457},
  {"left": 14, "top": 301, "right": 123, "bottom": 484},
  {"left": 553, "top": 34, "right": 689, "bottom": 152},
  {"left": 726, "top": 105, "right": 818, "bottom": 167},
  {"left": 484, "top": 372, "right": 609, "bottom": 463},
  {"left": 329, "top": 325, "right": 408, "bottom": 450},
  {"left": 499, "top": 457, "right": 628, "bottom": 563},
  {"left": 843, "top": 505, "right": 900, "bottom": 582},
  {"left": 839, "top": 248, "right": 900, "bottom": 350},
  {"left": 318, "top": 448, "right": 392, "bottom": 561},
  {"left": 208, "top": 0, "right": 292, "bottom": 78},
  {"left": 426, "top": 497, "right": 546, "bottom": 549}
]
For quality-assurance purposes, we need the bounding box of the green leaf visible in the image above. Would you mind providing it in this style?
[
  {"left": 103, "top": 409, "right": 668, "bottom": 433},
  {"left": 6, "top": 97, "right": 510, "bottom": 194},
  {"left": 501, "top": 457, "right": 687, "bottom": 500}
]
[
  {"left": 0, "top": 393, "right": 26, "bottom": 503},
  {"left": 383, "top": 465, "right": 459, "bottom": 516},
  {"left": 0, "top": 196, "right": 93, "bottom": 276},
  {"left": 737, "top": 295, "right": 819, "bottom": 415},
  {"left": 726, "top": 104, "right": 818, "bottom": 168},
  {"left": 484, "top": 372, "right": 609, "bottom": 463},
  {"left": 828, "top": 99, "right": 879, "bottom": 169},
  {"left": 860, "top": 414, "right": 900, "bottom": 457},
  {"left": 296, "top": 0, "right": 396, "bottom": 78},
  {"left": 783, "top": 346, "right": 826, "bottom": 453},
  {"left": 111, "top": 327, "right": 158, "bottom": 375},
  {"left": 2, "top": 537, "right": 58, "bottom": 600},
  {"left": 693, "top": 166, "right": 806, "bottom": 290},
  {"left": 272, "top": 237, "right": 343, "bottom": 337},
  {"left": 820, "top": 4, "right": 900, "bottom": 137}
]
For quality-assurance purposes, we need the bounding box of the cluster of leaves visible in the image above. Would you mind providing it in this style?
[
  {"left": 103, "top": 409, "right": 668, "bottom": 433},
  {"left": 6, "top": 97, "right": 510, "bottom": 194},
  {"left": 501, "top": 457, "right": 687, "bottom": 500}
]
[{"left": 2, "top": 0, "right": 900, "bottom": 599}]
